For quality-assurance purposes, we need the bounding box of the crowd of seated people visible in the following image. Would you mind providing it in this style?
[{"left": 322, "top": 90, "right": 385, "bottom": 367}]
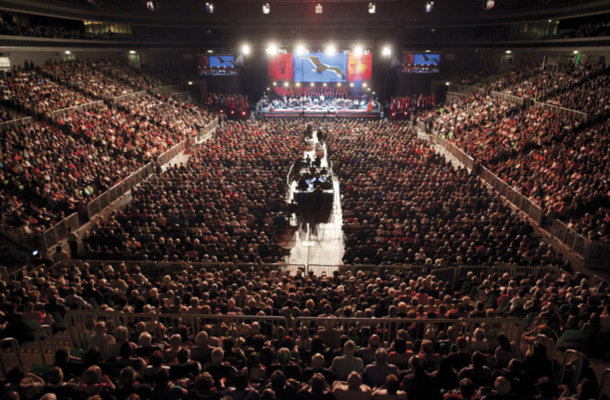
[
  {"left": 0, "top": 19, "right": 133, "bottom": 40},
  {"left": 0, "top": 66, "right": 95, "bottom": 119},
  {"left": 543, "top": 72, "right": 610, "bottom": 118},
  {"left": 40, "top": 60, "right": 148, "bottom": 101},
  {"left": 481, "top": 63, "right": 606, "bottom": 102},
  {"left": 205, "top": 94, "right": 249, "bottom": 112},
  {"left": 0, "top": 250, "right": 609, "bottom": 400},
  {"left": 0, "top": 104, "right": 18, "bottom": 122},
  {"left": 422, "top": 85, "right": 610, "bottom": 241},
  {"left": 318, "top": 120, "right": 556, "bottom": 267},
  {"left": 0, "top": 61, "right": 216, "bottom": 233},
  {"left": 558, "top": 21, "right": 610, "bottom": 39},
  {"left": 76, "top": 119, "right": 301, "bottom": 263},
  {"left": 0, "top": 120, "right": 138, "bottom": 232}
]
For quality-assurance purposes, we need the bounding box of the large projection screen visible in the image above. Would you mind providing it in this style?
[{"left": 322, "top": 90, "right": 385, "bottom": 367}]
[{"left": 268, "top": 52, "right": 372, "bottom": 82}]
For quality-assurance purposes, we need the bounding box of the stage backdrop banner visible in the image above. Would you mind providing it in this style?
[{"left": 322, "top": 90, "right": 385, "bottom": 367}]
[
  {"left": 208, "top": 55, "right": 235, "bottom": 68},
  {"left": 347, "top": 52, "right": 373, "bottom": 82},
  {"left": 293, "top": 52, "right": 348, "bottom": 83},
  {"left": 268, "top": 52, "right": 294, "bottom": 81}
]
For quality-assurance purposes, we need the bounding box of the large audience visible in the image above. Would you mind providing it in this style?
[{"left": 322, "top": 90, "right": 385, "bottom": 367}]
[
  {"left": 0, "top": 47, "right": 609, "bottom": 400},
  {"left": 478, "top": 63, "right": 606, "bottom": 102},
  {"left": 321, "top": 120, "right": 556, "bottom": 267},
  {"left": 424, "top": 84, "right": 610, "bottom": 241},
  {"left": 0, "top": 20, "right": 132, "bottom": 41},
  {"left": 0, "top": 60, "right": 216, "bottom": 233},
  {"left": 0, "top": 67, "right": 95, "bottom": 120},
  {"left": 0, "top": 252, "right": 608, "bottom": 400},
  {"left": 78, "top": 120, "right": 300, "bottom": 263}
]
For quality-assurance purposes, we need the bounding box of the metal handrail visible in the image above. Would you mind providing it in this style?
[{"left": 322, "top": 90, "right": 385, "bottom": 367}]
[
  {"left": 559, "top": 349, "right": 585, "bottom": 389},
  {"left": 0, "top": 338, "right": 22, "bottom": 377},
  {"left": 65, "top": 311, "right": 289, "bottom": 349},
  {"left": 36, "top": 325, "right": 56, "bottom": 364}
]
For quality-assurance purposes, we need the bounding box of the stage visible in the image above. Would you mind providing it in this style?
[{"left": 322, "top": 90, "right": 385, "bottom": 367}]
[{"left": 256, "top": 101, "right": 382, "bottom": 119}]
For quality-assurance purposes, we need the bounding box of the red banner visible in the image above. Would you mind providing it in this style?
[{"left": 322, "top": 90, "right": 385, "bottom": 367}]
[
  {"left": 267, "top": 53, "right": 294, "bottom": 81},
  {"left": 347, "top": 52, "right": 373, "bottom": 82}
]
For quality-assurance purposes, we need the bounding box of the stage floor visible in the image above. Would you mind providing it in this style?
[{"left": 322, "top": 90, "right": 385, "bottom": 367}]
[{"left": 257, "top": 106, "right": 381, "bottom": 118}]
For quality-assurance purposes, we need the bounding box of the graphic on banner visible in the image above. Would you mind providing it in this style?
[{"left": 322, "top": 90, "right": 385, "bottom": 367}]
[
  {"left": 294, "top": 52, "right": 347, "bottom": 82},
  {"left": 268, "top": 52, "right": 294, "bottom": 81},
  {"left": 347, "top": 52, "right": 372, "bottom": 81}
]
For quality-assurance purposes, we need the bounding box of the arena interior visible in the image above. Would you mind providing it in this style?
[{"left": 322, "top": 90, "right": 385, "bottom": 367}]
[{"left": 2, "top": 0, "right": 610, "bottom": 399}]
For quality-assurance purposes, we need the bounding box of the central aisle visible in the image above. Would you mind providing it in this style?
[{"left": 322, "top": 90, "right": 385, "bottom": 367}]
[{"left": 284, "top": 128, "right": 344, "bottom": 269}]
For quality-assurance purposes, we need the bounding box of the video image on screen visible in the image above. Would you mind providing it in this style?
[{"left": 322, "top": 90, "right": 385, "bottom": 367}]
[
  {"left": 402, "top": 53, "right": 440, "bottom": 73},
  {"left": 268, "top": 51, "right": 372, "bottom": 82},
  {"left": 197, "top": 54, "right": 238, "bottom": 76}
]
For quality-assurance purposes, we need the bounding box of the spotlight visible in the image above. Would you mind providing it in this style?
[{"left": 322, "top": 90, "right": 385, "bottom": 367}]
[
  {"left": 296, "top": 45, "right": 307, "bottom": 55},
  {"left": 146, "top": 1, "right": 159, "bottom": 11},
  {"left": 242, "top": 111, "right": 246, "bottom": 116},
  {"left": 231, "top": 110, "right": 234, "bottom": 114},
  {"left": 367, "top": 88, "right": 370, "bottom": 91},
  {"left": 315, "top": 3, "right": 323, "bottom": 13},
  {"left": 310, "top": 83, "right": 314, "bottom": 87},
  {"left": 425, "top": 1, "right": 434, "bottom": 12},
  {"left": 263, "top": 3, "right": 270, "bottom": 14},
  {"left": 323, "top": 83, "right": 327, "bottom": 87},
  {"left": 363, "top": 83, "right": 367, "bottom": 87},
  {"left": 266, "top": 44, "right": 278, "bottom": 54},
  {"left": 65, "top": 50, "right": 71, "bottom": 54},
  {"left": 241, "top": 44, "right": 250, "bottom": 55},
  {"left": 505, "top": 50, "right": 512, "bottom": 54},
  {"left": 129, "top": 50, "right": 137, "bottom": 54},
  {"left": 296, "top": 82, "right": 301, "bottom": 87},
  {"left": 273, "top": 82, "right": 277, "bottom": 86},
  {"left": 188, "top": 81, "right": 193, "bottom": 85},
  {"left": 337, "top": 83, "right": 341, "bottom": 87},
  {"left": 382, "top": 47, "right": 391, "bottom": 56},
  {"left": 284, "top": 82, "right": 289, "bottom": 87},
  {"left": 573, "top": 50, "right": 579, "bottom": 54},
  {"left": 353, "top": 46, "right": 363, "bottom": 56},
  {"left": 425, "top": 50, "right": 431, "bottom": 53},
  {"left": 325, "top": 45, "right": 336, "bottom": 54},
  {"left": 350, "top": 83, "right": 354, "bottom": 87},
  {"left": 205, "top": 2, "right": 214, "bottom": 13},
  {"left": 267, "top": 87, "right": 270, "bottom": 90},
  {"left": 446, "top": 82, "right": 450, "bottom": 86},
  {"left": 368, "top": 2, "right": 376, "bottom": 13},
  {"left": 372, "top": 92, "right": 375, "bottom": 95},
  {"left": 207, "top": 50, "right": 214, "bottom": 53}
]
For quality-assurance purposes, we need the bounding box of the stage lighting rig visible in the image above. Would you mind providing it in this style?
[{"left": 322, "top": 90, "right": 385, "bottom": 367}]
[
  {"left": 263, "top": 3, "right": 271, "bottom": 14},
  {"left": 146, "top": 1, "right": 159, "bottom": 11},
  {"left": 325, "top": 45, "right": 336, "bottom": 54},
  {"left": 315, "top": 3, "right": 323, "bottom": 13},
  {"left": 266, "top": 44, "right": 278, "bottom": 54},
  {"left": 425, "top": 1, "right": 434, "bottom": 12},
  {"left": 205, "top": 2, "right": 214, "bottom": 13},
  {"left": 368, "top": 3, "right": 376, "bottom": 13},
  {"left": 241, "top": 44, "right": 250, "bottom": 55},
  {"left": 382, "top": 46, "right": 391, "bottom": 56}
]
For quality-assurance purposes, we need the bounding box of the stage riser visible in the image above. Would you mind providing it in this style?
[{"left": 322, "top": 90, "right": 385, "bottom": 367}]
[{"left": 260, "top": 113, "right": 381, "bottom": 119}]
